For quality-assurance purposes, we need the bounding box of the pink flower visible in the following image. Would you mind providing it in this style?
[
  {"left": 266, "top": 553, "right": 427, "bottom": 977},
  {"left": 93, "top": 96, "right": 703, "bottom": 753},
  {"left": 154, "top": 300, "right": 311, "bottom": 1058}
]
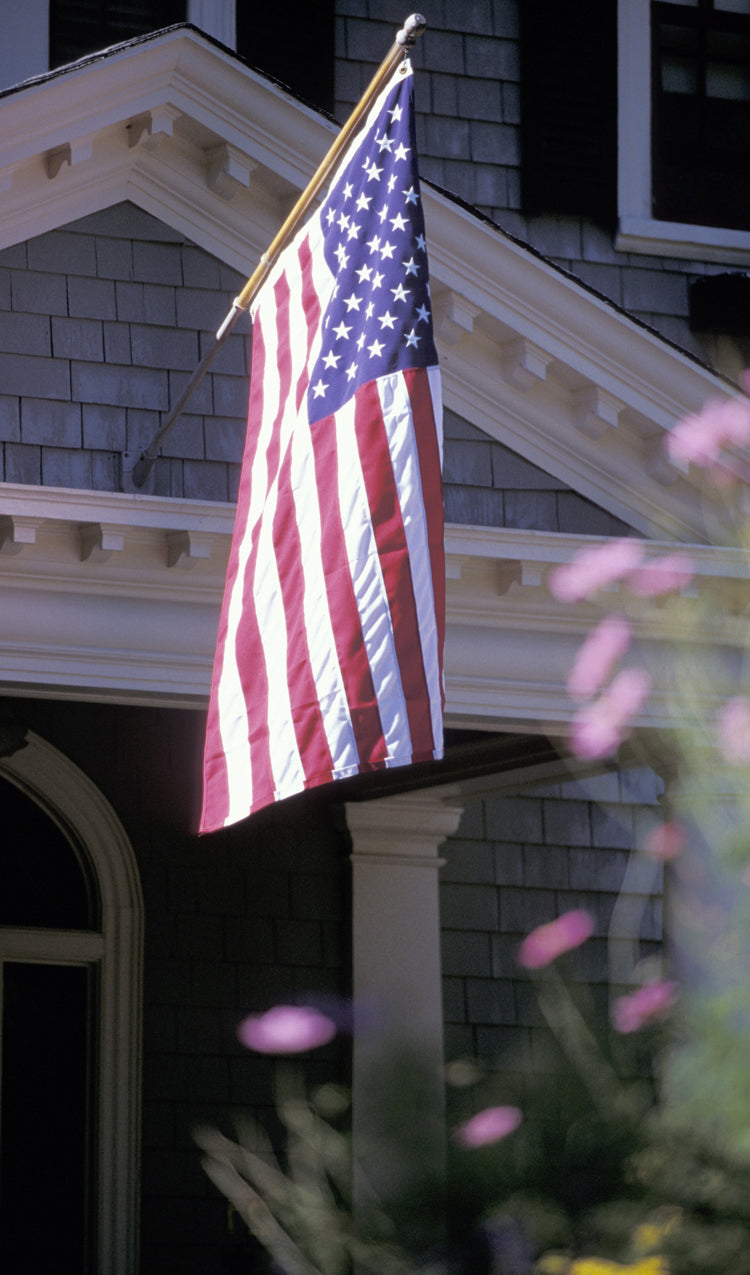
[
  {"left": 237, "top": 1005, "right": 337, "bottom": 1054},
  {"left": 629, "top": 553, "right": 694, "bottom": 598},
  {"left": 611, "top": 980, "right": 678, "bottom": 1033},
  {"left": 667, "top": 397, "right": 750, "bottom": 468},
  {"left": 642, "top": 821, "right": 686, "bottom": 861},
  {"left": 567, "top": 614, "right": 631, "bottom": 700},
  {"left": 453, "top": 1105, "right": 523, "bottom": 1149},
  {"left": 517, "top": 909, "right": 594, "bottom": 969},
  {"left": 569, "top": 667, "right": 651, "bottom": 760},
  {"left": 548, "top": 538, "right": 644, "bottom": 604},
  {"left": 716, "top": 696, "right": 750, "bottom": 763}
]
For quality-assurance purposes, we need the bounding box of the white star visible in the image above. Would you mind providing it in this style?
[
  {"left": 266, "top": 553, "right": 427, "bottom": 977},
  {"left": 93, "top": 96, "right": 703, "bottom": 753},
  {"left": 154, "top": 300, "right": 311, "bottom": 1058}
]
[
  {"left": 346, "top": 362, "right": 358, "bottom": 381},
  {"left": 391, "top": 282, "right": 409, "bottom": 303},
  {"left": 368, "top": 338, "right": 385, "bottom": 357},
  {"left": 416, "top": 304, "right": 430, "bottom": 324},
  {"left": 403, "top": 256, "right": 419, "bottom": 276},
  {"left": 326, "top": 207, "right": 335, "bottom": 225},
  {"left": 337, "top": 212, "right": 350, "bottom": 232},
  {"left": 366, "top": 234, "right": 381, "bottom": 255},
  {"left": 356, "top": 192, "right": 372, "bottom": 211},
  {"left": 343, "top": 182, "right": 353, "bottom": 200},
  {"left": 365, "top": 160, "right": 382, "bottom": 182},
  {"left": 333, "top": 320, "right": 351, "bottom": 340},
  {"left": 415, "top": 233, "right": 426, "bottom": 251},
  {"left": 312, "top": 378, "right": 328, "bottom": 397},
  {"left": 404, "top": 329, "right": 420, "bottom": 348},
  {"left": 357, "top": 332, "right": 367, "bottom": 351},
  {"left": 380, "top": 241, "right": 396, "bottom": 260},
  {"left": 335, "top": 244, "right": 349, "bottom": 268},
  {"left": 371, "top": 270, "right": 384, "bottom": 290},
  {"left": 365, "top": 301, "right": 375, "bottom": 319},
  {"left": 376, "top": 132, "right": 394, "bottom": 152},
  {"left": 356, "top": 263, "right": 373, "bottom": 283},
  {"left": 394, "top": 142, "right": 410, "bottom": 162},
  {"left": 387, "top": 173, "right": 397, "bottom": 193},
  {"left": 390, "top": 212, "right": 408, "bottom": 232},
  {"left": 323, "top": 350, "right": 340, "bottom": 368},
  {"left": 403, "top": 186, "right": 418, "bottom": 205},
  {"left": 377, "top": 204, "right": 389, "bottom": 224},
  {"left": 344, "top": 292, "right": 362, "bottom": 311},
  {"left": 379, "top": 311, "right": 396, "bottom": 329},
  {"left": 347, "top": 221, "right": 361, "bottom": 240},
  {"left": 388, "top": 102, "right": 403, "bottom": 122}
]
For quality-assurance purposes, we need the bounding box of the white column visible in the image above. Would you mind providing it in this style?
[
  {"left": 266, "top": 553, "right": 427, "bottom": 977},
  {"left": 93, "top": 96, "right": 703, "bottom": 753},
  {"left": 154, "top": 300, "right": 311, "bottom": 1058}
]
[{"left": 345, "top": 788, "right": 463, "bottom": 1209}]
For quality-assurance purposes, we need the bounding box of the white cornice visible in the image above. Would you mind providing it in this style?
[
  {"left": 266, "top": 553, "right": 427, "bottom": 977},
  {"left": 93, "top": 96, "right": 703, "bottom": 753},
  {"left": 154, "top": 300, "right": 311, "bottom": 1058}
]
[{"left": 0, "top": 486, "right": 744, "bottom": 749}]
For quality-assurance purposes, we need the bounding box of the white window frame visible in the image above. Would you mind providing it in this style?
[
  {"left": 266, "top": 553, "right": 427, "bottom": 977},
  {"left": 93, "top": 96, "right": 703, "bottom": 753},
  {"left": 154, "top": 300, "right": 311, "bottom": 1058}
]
[
  {"left": 617, "top": 0, "right": 750, "bottom": 263},
  {"left": 0, "top": 733, "right": 143, "bottom": 1275}
]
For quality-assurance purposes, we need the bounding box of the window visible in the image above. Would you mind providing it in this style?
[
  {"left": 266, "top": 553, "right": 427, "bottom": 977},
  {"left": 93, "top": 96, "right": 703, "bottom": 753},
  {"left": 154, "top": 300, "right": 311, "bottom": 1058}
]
[
  {"left": 49, "top": 0, "right": 186, "bottom": 69},
  {"left": 0, "top": 732, "right": 142, "bottom": 1275},
  {"left": 618, "top": 0, "right": 750, "bottom": 261}
]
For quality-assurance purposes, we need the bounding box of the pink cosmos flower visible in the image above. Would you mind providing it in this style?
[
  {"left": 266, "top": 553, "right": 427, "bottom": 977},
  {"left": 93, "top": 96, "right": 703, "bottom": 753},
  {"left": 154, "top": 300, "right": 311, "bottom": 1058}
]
[
  {"left": 611, "top": 980, "right": 679, "bottom": 1033},
  {"left": 548, "top": 538, "right": 644, "bottom": 604},
  {"left": 237, "top": 1005, "right": 337, "bottom": 1054},
  {"left": 517, "top": 909, "right": 594, "bottom": 969},
  {"left": 716, "top": 696, "right": 750, "bottom": 763},
  {"left": 628, "top": 553, "right": 695, "bottom": 598},
  {"left": 642, "top": 821, "right": 686, "bottom": 861},
  {"left": 567, "top": 614, "right": 632, "bottom": 700},
  {"left": 569, "top": 668, "right": 651, "bottom": 760},
  {"left": 453, "top": 1105, "right": 523, "bottom": 1149},
  {"left": 667, "top": 397, "right": 750, "bottom": 468}
]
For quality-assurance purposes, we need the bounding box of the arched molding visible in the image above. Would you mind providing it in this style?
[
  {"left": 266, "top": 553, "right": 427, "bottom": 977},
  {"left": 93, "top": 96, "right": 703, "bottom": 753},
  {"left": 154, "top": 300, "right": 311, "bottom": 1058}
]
[{"left": 0, "top": 730, "right": 143, "bottom": 1275}]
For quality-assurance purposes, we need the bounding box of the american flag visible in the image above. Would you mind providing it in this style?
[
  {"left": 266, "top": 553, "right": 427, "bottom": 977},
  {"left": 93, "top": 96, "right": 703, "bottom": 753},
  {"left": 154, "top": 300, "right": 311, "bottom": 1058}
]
[{"left": 200, "top": 59, "right": 444, "bottom": 831}]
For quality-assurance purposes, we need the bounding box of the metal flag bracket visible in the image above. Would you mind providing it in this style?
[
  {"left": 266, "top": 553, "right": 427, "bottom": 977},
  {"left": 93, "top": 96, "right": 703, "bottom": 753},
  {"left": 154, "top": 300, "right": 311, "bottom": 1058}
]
[{"left": 119, "top": 13, "right": 426, "bottom": 494}]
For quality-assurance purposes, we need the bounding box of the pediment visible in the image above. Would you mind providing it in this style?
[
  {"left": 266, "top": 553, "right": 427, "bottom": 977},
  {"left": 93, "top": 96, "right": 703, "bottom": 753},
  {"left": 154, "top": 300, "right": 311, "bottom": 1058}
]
[{"left": 0, "top": 24, "right": 742, "bottom": 543}]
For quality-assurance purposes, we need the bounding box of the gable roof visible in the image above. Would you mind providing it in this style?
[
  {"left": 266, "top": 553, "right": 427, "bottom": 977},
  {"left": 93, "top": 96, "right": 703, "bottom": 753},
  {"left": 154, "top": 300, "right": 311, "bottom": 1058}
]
[{"left": 0, "top": 23, "right": 740, "bottom": 544}]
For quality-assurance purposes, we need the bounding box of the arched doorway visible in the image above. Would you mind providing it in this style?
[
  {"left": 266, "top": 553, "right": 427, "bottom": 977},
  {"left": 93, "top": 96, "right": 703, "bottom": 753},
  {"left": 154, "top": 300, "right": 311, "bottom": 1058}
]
[{"left": 0, "top": 730, "right": 143, "bottom": 1274}]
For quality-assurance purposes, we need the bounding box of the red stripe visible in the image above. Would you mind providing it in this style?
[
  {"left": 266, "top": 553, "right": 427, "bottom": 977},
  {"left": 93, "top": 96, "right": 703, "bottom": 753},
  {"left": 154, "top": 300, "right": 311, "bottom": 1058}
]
[
  {"left": 353, "top": 378, "right": 435, "bottom": 759},
  {"left": 404, "top": 366, "right": 445, "bottom": 710},
  {"left": 310, "top": 409, "right": 388, "bottom": 768},
  {"left": 200, "top": 320, "right": 270, "bottom": 832},
  {"left": 271, "top": 236, "right": 336, "bottom": 789}
]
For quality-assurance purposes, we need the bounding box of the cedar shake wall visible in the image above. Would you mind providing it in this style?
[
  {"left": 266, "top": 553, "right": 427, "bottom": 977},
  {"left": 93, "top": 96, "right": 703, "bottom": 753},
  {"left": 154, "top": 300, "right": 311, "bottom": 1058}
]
[
  {"left": 334, "top": 0, "right": 728, "bottom": 366},
  {"left": 0, "top": 205, "right": 632, "bottom": 535},
  {"left": 440, "top": 766, "right": 665, "bottom": 1094}
]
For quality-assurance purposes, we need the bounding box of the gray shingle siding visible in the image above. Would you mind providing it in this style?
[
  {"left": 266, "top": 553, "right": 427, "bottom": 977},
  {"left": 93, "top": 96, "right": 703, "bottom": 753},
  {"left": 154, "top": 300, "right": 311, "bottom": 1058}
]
[{"left": 0, "top": 204, "right": 249, "bottom": 499}]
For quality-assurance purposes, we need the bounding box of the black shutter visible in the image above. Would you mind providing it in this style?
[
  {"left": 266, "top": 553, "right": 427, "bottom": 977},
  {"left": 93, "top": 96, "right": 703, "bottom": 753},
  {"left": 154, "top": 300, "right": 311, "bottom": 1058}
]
[{"left": 520, "top": 0, "right": 617, "bottom": 224}]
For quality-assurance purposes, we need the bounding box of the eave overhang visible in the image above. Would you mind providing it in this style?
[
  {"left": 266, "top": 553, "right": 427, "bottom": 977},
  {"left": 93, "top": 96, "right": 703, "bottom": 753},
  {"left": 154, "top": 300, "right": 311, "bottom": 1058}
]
[
  {"left": 0, "top": 25, "right": 742, "bottom": 544},
  {"left": 0, "top": 484, "right": 744, "bottom": 745}
]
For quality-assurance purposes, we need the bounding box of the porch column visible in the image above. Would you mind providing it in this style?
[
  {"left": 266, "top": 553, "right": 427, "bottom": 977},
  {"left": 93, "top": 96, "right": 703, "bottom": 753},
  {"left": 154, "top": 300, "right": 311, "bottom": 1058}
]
[{"left": 345, "top": 788, "right": 464, "bottom": 1209}]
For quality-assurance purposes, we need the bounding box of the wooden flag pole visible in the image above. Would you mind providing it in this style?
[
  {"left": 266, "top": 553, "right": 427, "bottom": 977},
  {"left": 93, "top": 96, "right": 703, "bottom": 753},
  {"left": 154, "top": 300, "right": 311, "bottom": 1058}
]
[{"left": 127, "top": 13, "right": 427, "bottom": 491}]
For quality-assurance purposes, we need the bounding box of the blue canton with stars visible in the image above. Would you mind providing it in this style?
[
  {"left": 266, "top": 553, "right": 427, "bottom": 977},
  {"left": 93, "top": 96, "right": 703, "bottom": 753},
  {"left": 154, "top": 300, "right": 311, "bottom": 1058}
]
[{"left": 307, "top": 65, "right": 437, "bottom": 419}]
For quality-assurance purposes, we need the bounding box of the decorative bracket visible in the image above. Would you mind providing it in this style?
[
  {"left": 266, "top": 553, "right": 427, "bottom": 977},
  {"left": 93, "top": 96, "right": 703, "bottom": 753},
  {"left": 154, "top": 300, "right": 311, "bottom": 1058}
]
[
  {"left": 205, "top": 143, "right": 256, "bottom": 200},
  {"left": 0, "top": 515, "right": 40, "bottom": 554},
  {"left": 79, "top": 523, "right": 125, "bottom": 563},
  {"left": 46, "top": 138, "right": 94, "bottom": 179},
  {"left": 501, "top": 337, "right": 553, "bottom": 391},
  {"left": 434, "top": 291, "right": 480, "bottom": 346},
  {"left": 572, "top": 385, "right": 622, "bottom": 439},
  {"left": 166, "top": 530, "right": 212, "bottom": 569},
  {"left": 127, "top": 107, "right": 181, "bottom": 150}
]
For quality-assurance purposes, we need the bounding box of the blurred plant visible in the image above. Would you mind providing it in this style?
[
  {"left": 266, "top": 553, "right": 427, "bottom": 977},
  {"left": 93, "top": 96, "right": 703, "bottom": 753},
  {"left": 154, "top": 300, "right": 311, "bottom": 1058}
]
[{"left": 198, "top": 380, "right": 750, "bottom": 1273}]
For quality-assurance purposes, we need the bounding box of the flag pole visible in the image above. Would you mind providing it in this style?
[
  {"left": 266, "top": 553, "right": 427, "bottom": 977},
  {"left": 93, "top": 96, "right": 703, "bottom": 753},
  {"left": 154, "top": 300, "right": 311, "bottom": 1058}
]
[{"left": 127, "top": 13, "right": 427, "bottom": 491}]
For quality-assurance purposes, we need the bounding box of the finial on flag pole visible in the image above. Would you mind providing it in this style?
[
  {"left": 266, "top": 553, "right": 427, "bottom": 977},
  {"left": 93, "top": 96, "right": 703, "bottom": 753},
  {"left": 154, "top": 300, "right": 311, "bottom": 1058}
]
[{"left": 123, "top": 15, "right": 427, "bottom": 492}]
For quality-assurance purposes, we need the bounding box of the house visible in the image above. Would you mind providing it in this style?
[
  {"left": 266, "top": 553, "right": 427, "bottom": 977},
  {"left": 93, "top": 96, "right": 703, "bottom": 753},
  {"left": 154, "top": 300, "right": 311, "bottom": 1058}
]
[{"left": 0, "top": 3, "right": 746, "bottom": 1272}]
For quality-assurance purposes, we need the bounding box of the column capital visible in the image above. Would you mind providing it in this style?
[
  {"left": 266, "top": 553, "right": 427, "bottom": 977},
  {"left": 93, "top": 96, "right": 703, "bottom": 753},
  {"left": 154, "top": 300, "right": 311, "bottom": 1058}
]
[{"left": 346, "top": 786, "right": 464, "bottom": 862}]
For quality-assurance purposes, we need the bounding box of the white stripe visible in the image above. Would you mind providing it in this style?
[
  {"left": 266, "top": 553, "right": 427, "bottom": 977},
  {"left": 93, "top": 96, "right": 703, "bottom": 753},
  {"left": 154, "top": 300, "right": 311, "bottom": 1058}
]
[
  {"left": 335, "top": 393, "right": 412, "bottom": 763},
  {"left": 428, "top": 363, "right": 443, "bottom": 473},
  {"left": 289, "top": 233, "right": 362, "bottom": 780},
  {"left": 377, "top": 370, "right": 443, "bottom": 755}
]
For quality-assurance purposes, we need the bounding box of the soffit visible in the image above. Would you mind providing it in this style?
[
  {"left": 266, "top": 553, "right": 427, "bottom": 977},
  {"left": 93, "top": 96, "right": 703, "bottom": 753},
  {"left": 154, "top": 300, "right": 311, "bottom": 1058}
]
[
  {"left": 0, "top": 26, "right": 739, "bottom": 540},
  {"left": 0, "top": 484, "right": 745, "bottom": 743}
]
